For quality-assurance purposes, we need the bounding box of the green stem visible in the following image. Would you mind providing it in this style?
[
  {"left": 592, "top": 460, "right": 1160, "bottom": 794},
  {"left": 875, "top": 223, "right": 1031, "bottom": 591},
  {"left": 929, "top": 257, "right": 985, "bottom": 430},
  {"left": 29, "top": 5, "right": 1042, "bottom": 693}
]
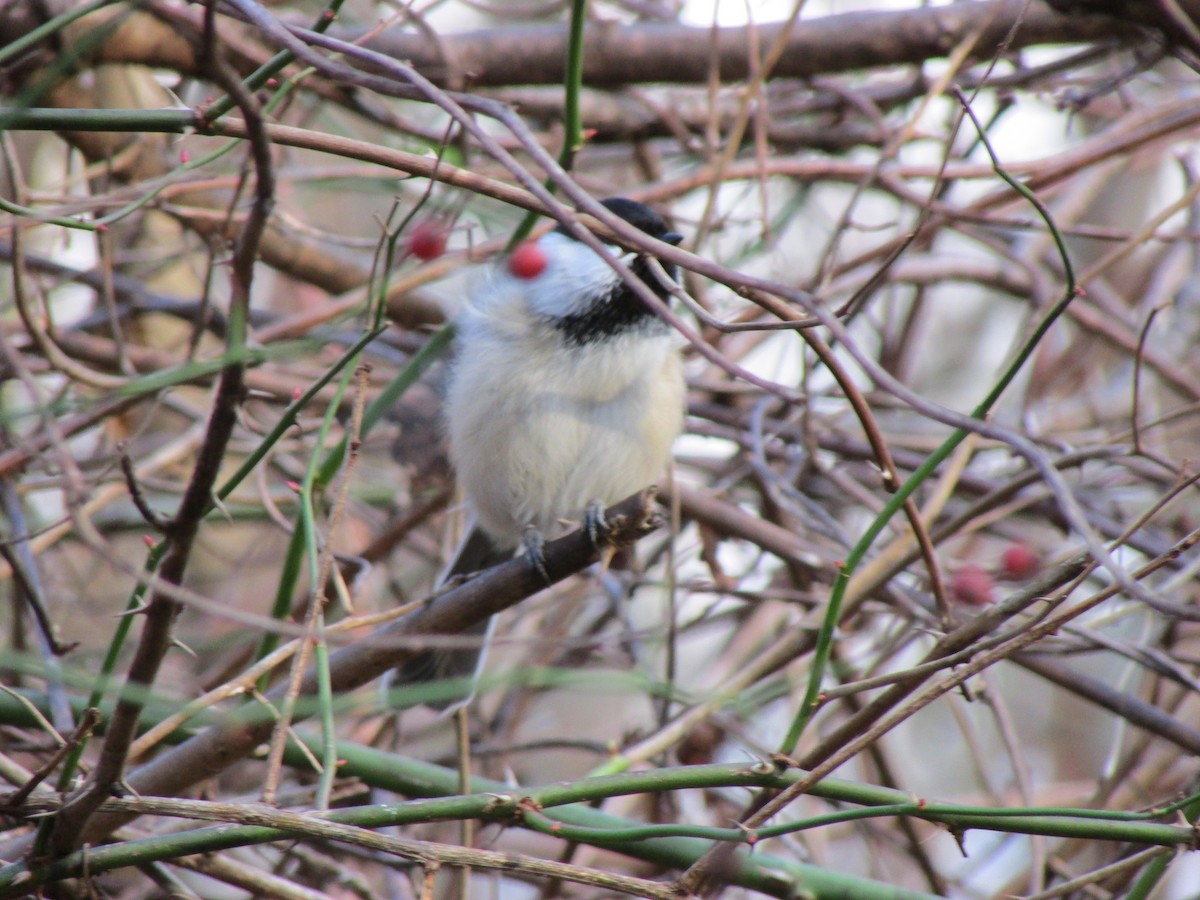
[
  {"left": 780, "top": 99, "right": 1079, "bottom": 755},
  {"left": 33, "top": 541, "right": 168, "bottom": 855},
  {"left": 200, "top": 0, "right": 348, "bottom": 123},
  {"left": 4, "top": 688, "right": 1196, "bottom": 898},
  {"left": 0, "top": 0, "right": 119, "bottom": 67},
  {"left": 509, "top": 0, "right": 589, "bottom": 244},
  {"left": 314, "top": 324, "right": 454, "bottom": 489},
  {"left": 561, "top": 0, "right": 588, "bottom": 170}
]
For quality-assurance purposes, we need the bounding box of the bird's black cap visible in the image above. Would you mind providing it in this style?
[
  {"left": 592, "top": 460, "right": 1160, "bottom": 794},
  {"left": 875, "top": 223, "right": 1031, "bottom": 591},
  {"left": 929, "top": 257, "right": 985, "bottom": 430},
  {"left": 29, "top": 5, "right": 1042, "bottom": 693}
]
[
  {"left": 556, "top": 198, "right": 683, "bottom": 246},
  {"left": 551, "top": 197, "right": 683, "bottom": 347}
]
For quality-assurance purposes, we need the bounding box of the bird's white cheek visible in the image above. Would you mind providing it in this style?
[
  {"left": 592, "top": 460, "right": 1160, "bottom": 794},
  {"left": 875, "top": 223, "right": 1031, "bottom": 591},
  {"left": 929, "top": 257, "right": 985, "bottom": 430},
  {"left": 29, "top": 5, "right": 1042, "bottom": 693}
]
[{"left": 520, "top": 233, "right": 621, "bottom": 319}]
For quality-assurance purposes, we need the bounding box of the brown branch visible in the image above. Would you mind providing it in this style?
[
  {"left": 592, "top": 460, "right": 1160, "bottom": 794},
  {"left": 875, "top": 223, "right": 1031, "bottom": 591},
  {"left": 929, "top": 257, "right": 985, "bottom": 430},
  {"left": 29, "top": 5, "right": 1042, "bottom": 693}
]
[
  {"left": 1014, "top": 652, "right": 1200, "bottom": 754},
  {"left": 0, "top": 2, "right": 1124, "bottom": 91},
  {"left": 801, "top": 332, "right": 952, "bottom": 622},
  {"left": 350, "top": 1, "right": 1119, "bottom": 88},
  {"left": 13, "top": 793, "right": 682, "bottom": 900},
  {"left": 117, "top": 449, "right": 170, "bottom": 533},
  {"left": 1042, "top": 0, "right": 1200, "bottom": 53},
  {"left": 45, "top": 22, "right": 277, "bottom": 856},
  {"left": 1, "top": 709, "right": 101, "bottom": 808},
  {"left": 46, "top": 490, "right": 662, "bottom": 847},
  {"left": 681, "top": 522, "right": 1200, "bottom": 895}
]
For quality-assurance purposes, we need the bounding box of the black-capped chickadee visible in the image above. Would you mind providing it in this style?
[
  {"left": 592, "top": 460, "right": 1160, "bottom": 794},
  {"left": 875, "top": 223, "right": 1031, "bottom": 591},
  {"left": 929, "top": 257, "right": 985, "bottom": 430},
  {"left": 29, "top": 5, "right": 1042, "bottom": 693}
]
[{"left": 401, "top": 198, "right": 685, "bottom": 705}]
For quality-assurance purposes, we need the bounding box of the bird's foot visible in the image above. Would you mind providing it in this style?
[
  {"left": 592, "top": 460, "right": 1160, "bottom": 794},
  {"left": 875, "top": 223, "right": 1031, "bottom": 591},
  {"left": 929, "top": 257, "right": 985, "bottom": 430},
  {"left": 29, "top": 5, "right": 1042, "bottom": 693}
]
[
  {"left": 584, "top": 499, "right": 612, "bottom": 550},
  {"left": 522, "top": 525, "right": 552, "bottom": 586},
  {"left": 585, "top": 499, "right": 618, "bottom": 575}
]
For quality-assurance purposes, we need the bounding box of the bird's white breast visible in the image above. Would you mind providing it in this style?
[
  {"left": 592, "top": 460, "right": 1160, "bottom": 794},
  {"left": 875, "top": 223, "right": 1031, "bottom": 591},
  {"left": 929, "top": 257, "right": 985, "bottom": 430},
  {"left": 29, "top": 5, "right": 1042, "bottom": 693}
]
[{"left": 446, "top": 240, "right": 685, "bottom": 546}]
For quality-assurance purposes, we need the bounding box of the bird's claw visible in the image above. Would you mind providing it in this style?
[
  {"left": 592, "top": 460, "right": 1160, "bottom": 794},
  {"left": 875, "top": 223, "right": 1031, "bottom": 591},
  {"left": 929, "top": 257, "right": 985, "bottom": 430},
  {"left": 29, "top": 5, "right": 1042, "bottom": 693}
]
[
  {"left": 584, "top": 499, "right": 612, "bottom": 551},
  {"left": 585, "top": 500, "right": 620, "bottom": 575},
  {"left": 523, "top": 525, "right": 552, "bottom": 586}
]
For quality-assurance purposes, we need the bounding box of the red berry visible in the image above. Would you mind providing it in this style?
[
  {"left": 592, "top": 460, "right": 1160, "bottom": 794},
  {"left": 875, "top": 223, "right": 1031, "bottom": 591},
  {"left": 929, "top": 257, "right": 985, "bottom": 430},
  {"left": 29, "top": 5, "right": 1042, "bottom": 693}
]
[
  {"left": 408, "top": 220, "right": 447, "bottom": 261},
  {"left": 950, "top": 565, "right": 995, "bottom": 607},
  {"left": 1001, "top": 542, "right": 1041, "bottom": 580},
  {"left": 508, "top": 240, "right": 548, "bottom": 279}
]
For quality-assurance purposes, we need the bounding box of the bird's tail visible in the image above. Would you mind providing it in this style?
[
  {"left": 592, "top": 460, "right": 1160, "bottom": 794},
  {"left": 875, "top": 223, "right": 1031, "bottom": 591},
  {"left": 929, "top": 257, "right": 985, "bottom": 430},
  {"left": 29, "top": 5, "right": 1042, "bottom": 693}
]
[{"left": 395, "top": 522, "right": 514, "bottom": 710}]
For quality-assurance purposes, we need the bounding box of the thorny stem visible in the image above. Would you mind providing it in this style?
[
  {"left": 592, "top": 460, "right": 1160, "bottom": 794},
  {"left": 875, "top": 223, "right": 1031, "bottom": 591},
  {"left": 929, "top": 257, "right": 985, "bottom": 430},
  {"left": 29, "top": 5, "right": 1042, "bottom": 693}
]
[{"left": 45, "top": 22, "right": 276, "bottom": 855}]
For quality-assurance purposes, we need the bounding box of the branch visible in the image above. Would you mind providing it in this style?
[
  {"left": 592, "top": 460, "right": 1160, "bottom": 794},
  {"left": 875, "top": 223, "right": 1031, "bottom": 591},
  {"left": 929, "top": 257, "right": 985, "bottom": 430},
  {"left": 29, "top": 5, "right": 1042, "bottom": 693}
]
[
  {"left": 45, "top": 19, "right": 276, "bottom": 855},
  {"left": 59, "top": 489, "right": 663, "bottom": 847},
  {"left": 1042, "top": 0, "right": 1200, "bottom": 54},
  {"left": 350, "top": 1, "right": 1117, "bottom": 87},
  {"left": 0, "top": 1, "right": 1126, "bottom": 91}
]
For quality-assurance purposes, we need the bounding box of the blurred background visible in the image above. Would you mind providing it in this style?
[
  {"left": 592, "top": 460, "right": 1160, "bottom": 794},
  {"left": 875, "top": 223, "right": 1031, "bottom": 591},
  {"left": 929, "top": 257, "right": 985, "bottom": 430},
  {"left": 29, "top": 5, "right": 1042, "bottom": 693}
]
[{"left": 2, "top": 0, "right": 1200, "bottom": 897}]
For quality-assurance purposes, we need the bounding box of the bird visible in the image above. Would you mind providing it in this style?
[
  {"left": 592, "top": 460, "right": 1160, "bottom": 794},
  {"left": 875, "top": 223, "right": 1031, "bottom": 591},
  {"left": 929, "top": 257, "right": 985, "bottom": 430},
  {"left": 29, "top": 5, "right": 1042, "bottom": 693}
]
[{"left": 399, "top": 198, "right": 686, "bottom": 707}]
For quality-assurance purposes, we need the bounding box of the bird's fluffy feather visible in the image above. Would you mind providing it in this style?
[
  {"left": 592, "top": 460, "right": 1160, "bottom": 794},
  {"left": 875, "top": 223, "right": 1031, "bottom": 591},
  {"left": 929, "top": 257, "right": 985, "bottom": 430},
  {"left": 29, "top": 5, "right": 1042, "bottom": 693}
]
[
  {"left": 447, "top": 230, "right": 684, "bottom": 547},
  {"left": 398, "top": 202, "right": 684, "bottom": 705}
]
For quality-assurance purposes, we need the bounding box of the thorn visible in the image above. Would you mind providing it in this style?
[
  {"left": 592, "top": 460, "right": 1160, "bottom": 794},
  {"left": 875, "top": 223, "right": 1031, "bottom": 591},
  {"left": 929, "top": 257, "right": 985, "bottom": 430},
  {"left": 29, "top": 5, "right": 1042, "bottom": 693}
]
[
  {"left": 595, "top": 544, "right": 617, "bottom": 577},
  {"left": 210, "top": 491, "right": 233, "bottom": 523},
  {"left": 734, "top": 822, "right": 758, "bottom": 845},
  {"left": 115, "top": 778, "right": 143, "bottom": 799}
]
